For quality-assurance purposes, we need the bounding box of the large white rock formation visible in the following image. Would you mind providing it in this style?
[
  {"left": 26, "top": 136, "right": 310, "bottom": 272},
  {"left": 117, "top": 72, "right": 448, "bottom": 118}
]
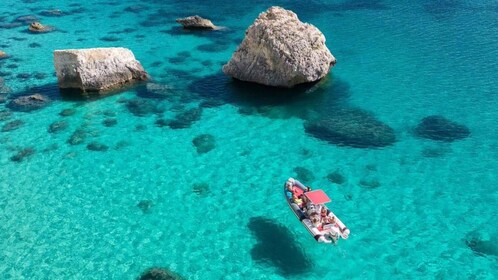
[
  {"left": 53, "top": 47, "right": 148, "bottom": 92},
  {"left": 223, "top": 6, "right": 336, "bottom": 88}
]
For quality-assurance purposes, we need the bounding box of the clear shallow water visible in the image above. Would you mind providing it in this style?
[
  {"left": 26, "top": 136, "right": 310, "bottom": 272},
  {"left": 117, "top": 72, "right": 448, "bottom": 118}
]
[{"left": 1, "top": 0, "right": 497, "bottom": 279}]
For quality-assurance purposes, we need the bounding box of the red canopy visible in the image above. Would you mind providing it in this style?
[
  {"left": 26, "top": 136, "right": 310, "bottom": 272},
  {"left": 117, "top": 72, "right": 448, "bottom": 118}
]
[{"left": 304, "top": 190, "right": 331, "bottom": 204}]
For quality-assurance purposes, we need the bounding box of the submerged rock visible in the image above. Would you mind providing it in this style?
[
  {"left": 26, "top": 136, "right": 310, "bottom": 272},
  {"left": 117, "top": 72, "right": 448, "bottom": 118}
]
[
  {"left": 464, "top": 231, "right": 498, "bottom": 258},
  {"left": 137, "top": 200, "right": 153, "bottom": 213},
  {"left": 48, "top": 120, "right": 68, "bottom": 133},
  {"left": 168, "top": 107, "right": 202, "bottom": 129},
  {"left": 125, "top": 98, "right": 160, "bottom": 116},
  {"left": 1, "top": 119, "right": 24, "bottom": 132},
  {"left": 54, "top": 47, "right": 148, "bottom": 92},
  {"left": 59, "top": 108, "right": 76, "bottom": 117},
  {"left": 138, "top": 267, "right": 185, "bottom": 280},
  {"left": 0, "top": 109, "right": 12, "bottom": 121},
  {"left": 103, "top": 118, "right": 117, "bottom": 127},
  {"left": 10, "top": 147, "right": 35, "bottom": 162},
  {"left": 304, "top": 108, "right": 396, "bottom": 148},
  {"left": 7, "top": 94, "right": 50, "bottom": 112},
  {"left": 293, "top": 166, "right": 315, "bottom": 183},
  {"left": 67, "top": 128, "right": 87, "bottom": 145},
  {"left": 28, "top": 22, "right": 54, "bottom": 33},
  {"left": 327, "top": 170, "right": 346, "bottom": 185},
  {"left": 192, "top": 134, "right": 215, "bottom": 154},
  {"left": 87, "top": 141, "right": 109, "bottom": 152},
  {"left": 192, "top": 182, "right": 210, "bottom": 196},
  {"left": 176, "top": 15, "right": 216, "bottom": 30},
  {"left": 223, "top": 6, "right": 335, "bottom": 87},
  {"left": 415, "top": 115, "right": 470, "bottom": 142}
]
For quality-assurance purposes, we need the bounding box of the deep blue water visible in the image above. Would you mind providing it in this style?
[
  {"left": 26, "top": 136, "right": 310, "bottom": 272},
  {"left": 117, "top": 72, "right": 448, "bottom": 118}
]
[{"left": 1, "top": 0, "right": 497, "bottom": 279}]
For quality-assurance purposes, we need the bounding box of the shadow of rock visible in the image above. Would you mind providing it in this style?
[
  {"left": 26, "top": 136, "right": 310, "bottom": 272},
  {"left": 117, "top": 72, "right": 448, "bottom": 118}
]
[
  {"left": 414, "top": 115, "right": 470, "bottom": 142},
  {"left": 304, "top": 107, "right": 396, "bottom": 148},
  {"left": 248, "top": 217, "right": 313, "bottom": 276},
  {"left": 188, "top": 72, "right": 351, "bottom": 121}
]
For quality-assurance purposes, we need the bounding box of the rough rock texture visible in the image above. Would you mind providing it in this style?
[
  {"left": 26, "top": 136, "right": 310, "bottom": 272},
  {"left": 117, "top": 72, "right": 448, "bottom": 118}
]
[
  {"left": 53, "top": 47, "right": 148, "bottom": 92},
  {"left": 176, "top": 15, "right": 215, "bottom": 29},
  {"left": 304, "top": 108, "right": 396, "bottom": 148},
  {"left": 223, "top": 6, "right": 336, "bottom": 87},
  {"left": 7, "top": 94, "right": 50, "bottom": 112},
  {"left": 415, "top": 115, "right": 470, "bottom": 142},
  {"left": 28, "top": 21, "right": 53, "bottom": 33}
]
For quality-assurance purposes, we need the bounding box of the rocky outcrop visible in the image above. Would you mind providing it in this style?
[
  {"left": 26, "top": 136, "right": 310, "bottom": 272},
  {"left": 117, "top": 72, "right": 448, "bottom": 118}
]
[
  {"left": 7, "top": 94, "right": 50, "bottom": 112},
  {"left": 223, "top": 6, "right": 335, "bottom": 87},
  {"left": 176, "top": 15, "right": 216, "bottom": 29},
  {"left": 415, "top": 115, "right": 470, "bottom": 142},
  {"left": 28, "top": 22, "right": 54, "bottom": 33},
  {"left": 53, "top": 47, "right": 148, "bottom": 92}
]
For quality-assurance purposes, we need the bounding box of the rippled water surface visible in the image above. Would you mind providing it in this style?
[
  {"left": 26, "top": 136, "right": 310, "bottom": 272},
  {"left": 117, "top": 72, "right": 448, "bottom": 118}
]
[{"left": 1, "top": 0, "right": 497, "bottom": 279}]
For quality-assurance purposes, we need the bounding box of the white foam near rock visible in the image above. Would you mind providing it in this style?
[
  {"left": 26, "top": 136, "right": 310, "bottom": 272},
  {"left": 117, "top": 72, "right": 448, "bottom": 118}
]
[
  {"left": 223, "top": 6, "right": 336, "bottom": 88},
  {"left": 53, "top": 47, "right": 148, "bottom": 92}
]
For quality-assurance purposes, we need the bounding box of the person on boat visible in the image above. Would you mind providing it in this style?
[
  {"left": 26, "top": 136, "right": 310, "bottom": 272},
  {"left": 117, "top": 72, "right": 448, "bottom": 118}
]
[
  {"left": 292, "top": 193, "right": 303, "bottom": 207},
  {"left": 320, "top": 207, "right": 329, "bottom": 222},
  {"left": 285, "top": 179, "right": 300, "bottom": 200}
]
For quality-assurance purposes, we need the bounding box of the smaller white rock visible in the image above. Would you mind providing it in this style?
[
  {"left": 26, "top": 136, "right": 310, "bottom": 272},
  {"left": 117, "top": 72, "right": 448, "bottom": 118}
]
[{"left": 53, "top": 47, "right": 148, "bottom": 92}]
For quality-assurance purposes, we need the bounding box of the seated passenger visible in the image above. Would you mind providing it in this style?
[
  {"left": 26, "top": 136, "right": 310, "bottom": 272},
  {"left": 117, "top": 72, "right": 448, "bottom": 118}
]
[
  {"left": 292, "top": 194, "right": 303, "bottom": 208},
  {"left": 320, "top": 207, "right": 329, "bottom": 222}
]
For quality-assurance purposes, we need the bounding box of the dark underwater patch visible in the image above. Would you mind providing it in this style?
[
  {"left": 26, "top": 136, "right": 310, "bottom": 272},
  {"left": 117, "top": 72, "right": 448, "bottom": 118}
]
[
  {"left": 99, "top": 36, "right": 121, "bottom": 42},
  {"left": 414, "top": 115, "right": 470, "bottom": 142},
  {"left": 188, "top": 72, "right": 351, "bottom": 120},
  {"left": 10, "top": 147, "right": 35, "bottom": 162},
  {"left": 167, "top": 107, "right": 202, "bottom": 129},
  {"left": 137, "top": 267, "right": 185, "bottom": 280},
  {"left": 248, "top": 217, "right": 313, "bottom": 276},
  {"left": 464, "top": 231, "right": 498, "bottom": 258},
  {"left": 2, "top": 119, "right": 24, "bottom": 132},
  {"left": 304, "top": 107, "right": 396, "bottom": 148},
  {"left": 103, "top": 118, "right": 117, "bottom": 127},
  {"left": 137, "top": 200, "right": 153, "bottom": 213},
  {"left": 293, "top": 166, "right": 315, "bottom": 183},
  {"left": 192, "top": 134, "right": 215, "bottom": 154},
  {"left": 125, "top": 98, "right": 164, "bottom": 117},
  {"left": 28, "top": 42, "right": 42, "bottom": 48},
  {"left": 327, "top": 170, "right": 346, "bottom": 185},
  {"left": 192, "top": 182, "right": 210, "bottom": 196},
  {"left": 87, "top": 141, "right": 109, "bottom": 152},
  {"left": 48, "top": 120, "right": 68, "bottom": 133}
]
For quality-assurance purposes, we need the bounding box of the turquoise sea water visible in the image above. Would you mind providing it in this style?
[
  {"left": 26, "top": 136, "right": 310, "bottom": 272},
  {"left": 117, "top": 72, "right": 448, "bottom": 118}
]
[{"left": 1, "top": 0, "right": 497, "bottom": 279}]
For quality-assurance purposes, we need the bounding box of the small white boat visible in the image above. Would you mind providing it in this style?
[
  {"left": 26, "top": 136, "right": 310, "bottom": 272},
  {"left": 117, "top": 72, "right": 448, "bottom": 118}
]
[{"left": 284, "top": 177, "right": 350, "bottom": 243}]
